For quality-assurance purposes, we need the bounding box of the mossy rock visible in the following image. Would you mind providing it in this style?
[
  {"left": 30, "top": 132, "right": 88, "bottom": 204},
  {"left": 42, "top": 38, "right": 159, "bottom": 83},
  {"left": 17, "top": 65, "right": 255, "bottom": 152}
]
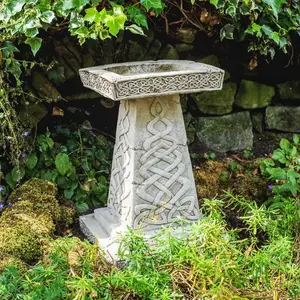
[
  {"left": 266, "top": 106, "right": 300, "bottom": 132},
  {"left": 192, "top": 83, "right": 236, "bottom": 115},
  {"left": 0, "top": 200, "right": 55, "bottom": 237},
  {"left": 9, "top": 178, "right": 61, "bottom": 221},
  {"left": 18, "top": 103, "right": 48, "bottom": 127},
  {"left": 0, "top": 223, "right": 42, "bottom": 262},
  {"left": 197, "top": 112, "right": 253, "bottom": 153},
  {"left": 278, "top": 81, "right": 300, "bottom": 100},
  {"left": 32, "top": 71, "right": 61, "bottom": 101},
  {"left": 59, "top": 204, "right": 76, "bottom": 227},
  {"left": 235, "top": 80, "right": 275, "bottom": 109},
  {"left": 159, "top": 45, "right": 179, "bottom": 60},
  {"left": 0, "top": 256, "right": 26, "bottom": 273}
]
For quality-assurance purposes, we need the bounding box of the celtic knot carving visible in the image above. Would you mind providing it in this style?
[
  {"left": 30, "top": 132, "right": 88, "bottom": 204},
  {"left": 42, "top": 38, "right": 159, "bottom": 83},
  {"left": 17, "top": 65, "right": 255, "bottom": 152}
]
[
  {"left": 80, "top": 70, "right": 115, "bottom": 99},
  {"left": 108, "top": 101, "right": 131, "bottom": 220},
  {"left": 134, "top": 97, "right": 199, "bottom": 228},
  {"left": 116, "top": 73, "right": 223, "bottom": 99}
]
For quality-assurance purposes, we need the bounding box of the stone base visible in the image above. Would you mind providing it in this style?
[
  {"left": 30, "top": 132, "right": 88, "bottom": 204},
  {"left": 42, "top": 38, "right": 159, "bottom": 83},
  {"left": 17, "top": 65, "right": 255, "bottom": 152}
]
[{"left": 80, "top": 207, "right": 195, "bottom": 262}]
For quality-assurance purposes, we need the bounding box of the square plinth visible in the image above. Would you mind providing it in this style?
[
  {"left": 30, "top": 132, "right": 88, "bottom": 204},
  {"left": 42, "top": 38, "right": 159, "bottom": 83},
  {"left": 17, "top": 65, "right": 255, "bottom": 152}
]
[{"left": 79, "top": 60, "right": 224, "bottom": 101}]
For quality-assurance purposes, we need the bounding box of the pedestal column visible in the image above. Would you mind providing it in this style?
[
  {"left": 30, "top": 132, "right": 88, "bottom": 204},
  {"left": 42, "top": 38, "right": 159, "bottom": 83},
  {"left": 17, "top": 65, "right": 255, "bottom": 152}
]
[{"left": 80, "top": 94, "right": 200, "bottom": 256}]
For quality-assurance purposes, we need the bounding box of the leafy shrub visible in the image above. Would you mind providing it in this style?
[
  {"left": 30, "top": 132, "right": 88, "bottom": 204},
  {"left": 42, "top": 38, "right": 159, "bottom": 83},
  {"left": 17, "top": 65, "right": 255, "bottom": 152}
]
[
  {"left": 261, "top": 135, "right": 300, "bottom": 197},
  {"left": 1, "top": 124, "right": 114, "bottom": 213}
]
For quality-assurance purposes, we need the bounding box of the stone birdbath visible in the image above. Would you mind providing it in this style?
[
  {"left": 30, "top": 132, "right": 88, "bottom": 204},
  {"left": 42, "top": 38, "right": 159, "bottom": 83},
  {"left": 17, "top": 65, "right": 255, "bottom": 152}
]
[{"left": 79, "top": 60, "right": 224, "bottom": 258}]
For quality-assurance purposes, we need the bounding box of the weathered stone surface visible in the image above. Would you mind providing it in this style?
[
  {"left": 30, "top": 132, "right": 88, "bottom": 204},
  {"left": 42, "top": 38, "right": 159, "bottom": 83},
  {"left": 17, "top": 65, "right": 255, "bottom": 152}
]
[
  {"left": 192, "top": 82, "right": 236, "bottom": 115},
  {"left": 32, "top": 71, "right": 61, "bottom": 101},
  {"left": 159, "top": 45, "right": 179, "bottom": 60},
  {"left": 19, "top": 103, "right": 48, "bottom": 127},
  {"left": 184, "top": 112, "right": 196, "bottom": 144},
  {"left": 266, "top": 106, "right": 300, "bottom": 132},
  {"left": 127, "top": 40, "right": 146, "bottom": 61},
  {"left": 197, "top": 112, "right": 253, "bottom": 152},
  {"left": 79, "top": 60, "right": 225, "bottom": 259},
  {"left": 176, "top": 27, "right": 197, "bottom": 44},
  {"left": 278, "top": 81, "right": 300, "bottom": 100},
  {"left": 235, "top": 80, "right": 275, "bottom": 109},
  {"left": 144, "top": 39, "right": 162, "bottom": 60},
  {"left": 251, "top": 111, "right": 264, "bottom": 133},
  {"left": 175, "top": 43, "right": 194, "bottom": 53},
  {"left": 65, "top": 91, "right": 101, "bottom": 101},
  {"left": 80, "top": 60, "right": 224, "bottom": 101}
]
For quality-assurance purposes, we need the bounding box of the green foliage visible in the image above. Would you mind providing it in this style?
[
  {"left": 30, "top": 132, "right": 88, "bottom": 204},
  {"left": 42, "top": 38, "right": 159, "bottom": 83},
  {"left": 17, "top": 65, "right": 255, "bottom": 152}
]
[
  {"left": 1, "top": 124, "right": 113, "bottom": 214},
  {"left": 191, "top": 0, "right": 300, "bottom": 59},
  {"left": 261, "top": 135, "right": 300, "bottom": 197},
  {"left": 0, "top": 196, "right": 300, "bottom": 299}
]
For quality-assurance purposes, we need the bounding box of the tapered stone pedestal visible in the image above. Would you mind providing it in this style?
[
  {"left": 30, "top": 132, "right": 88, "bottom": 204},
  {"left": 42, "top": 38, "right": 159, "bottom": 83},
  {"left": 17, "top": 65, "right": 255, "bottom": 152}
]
[{"left": 79, "top": 60, "right": 224, "bottom": 259}]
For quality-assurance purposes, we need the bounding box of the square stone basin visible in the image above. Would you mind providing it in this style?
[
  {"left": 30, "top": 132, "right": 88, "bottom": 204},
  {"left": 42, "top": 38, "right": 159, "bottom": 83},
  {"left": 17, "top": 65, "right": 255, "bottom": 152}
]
[{"left": 79, "top": 60, "right": 224, "bottom": 101}]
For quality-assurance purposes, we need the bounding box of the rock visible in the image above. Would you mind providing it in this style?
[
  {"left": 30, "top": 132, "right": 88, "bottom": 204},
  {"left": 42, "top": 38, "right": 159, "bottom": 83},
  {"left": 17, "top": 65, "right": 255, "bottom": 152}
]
[
  {"left": 192, "top": 82, "right": 236, "bottom": 115},
  {"left": 47, "top": 66, "right": 66, "bottom": 85},
  {"left": 197, "top": 55, "right": 220, "bottom": 67},
  {"left": 175, "top": 43, "right": 194, "bottom": 53},
  {"left": 197, "top": 112, "right": 253, "bottom": 152},
  {"left": 266, "top": 106, "right": 300, "bottom": 132},
  {"left": 144, "top": 39, "right": 162, "bottom": 60},
  {"left": 32, "top": 71, "right": 61, "bottom": 101},
  {"left": 18, "top": 103, "right": 48, "bottom": 127},
  {"left": 159, "top": 44, "right": 179, "bottom": 60},
  {"left": 65, "top": 91, "right": 101, "bottom": 101},
  {"left": 251, "top": 112, "right": 264, "bottom": 133},
  {"left": 176, "top": 27, "right": 197, "bottom": 44},
  {"left": 235, "top": 80, "right": 275, "bottom": 109},
  {"left": 82, "top": 53, "right": 96, "bottom": 68},
  {"left": 184, "top": 112, "right": 196, "bottom": 144},
  {"left": 197, "top": 55, "right": 230, "bottom": 80},
  {"left": 54, "top": 43, "right": 81, "bottom": 77},
  {"left": 127, "top": 40, "right": 146, "bottom": 61},
  {"left": 278, "top": 81, "right": 300, "bottom": 100},
  {"left": 0, "top": 179, "right": 60, "bottom": 265}
]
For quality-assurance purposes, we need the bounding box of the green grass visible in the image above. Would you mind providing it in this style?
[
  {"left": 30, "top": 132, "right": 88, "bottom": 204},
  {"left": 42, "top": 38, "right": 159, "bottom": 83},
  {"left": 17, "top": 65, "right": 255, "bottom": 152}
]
[{"left": 0, "top": 194, "right": 299, "bottom": 300}]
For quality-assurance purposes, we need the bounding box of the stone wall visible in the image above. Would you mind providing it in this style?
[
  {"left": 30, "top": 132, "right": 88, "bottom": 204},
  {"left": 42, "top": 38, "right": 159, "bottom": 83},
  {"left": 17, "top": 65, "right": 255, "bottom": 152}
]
[{"left": 28, "top": 28, "right": 300, "bottom": 154}]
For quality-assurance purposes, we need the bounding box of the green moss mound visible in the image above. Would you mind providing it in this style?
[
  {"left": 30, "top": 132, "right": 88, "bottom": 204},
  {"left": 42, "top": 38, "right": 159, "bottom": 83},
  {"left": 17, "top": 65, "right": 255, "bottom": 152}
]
[
  {"left": 0, "top": 256, "right": 26, "bottom": 273},
  {"left": 0, "top": 179, "right": 62, "bottom": 269}
]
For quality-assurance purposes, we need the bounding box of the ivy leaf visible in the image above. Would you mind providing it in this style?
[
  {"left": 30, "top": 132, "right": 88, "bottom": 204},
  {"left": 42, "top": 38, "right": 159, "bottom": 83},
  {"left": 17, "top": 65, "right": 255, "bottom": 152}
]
[
  {"left": 210, "top": 0, "right": 219, "bottom": 7},
  {"left": 126, "top": 6, "right": 148, "bottom": 28},
  {"left": 262, "top": 0, "right": 287, "bottom": 19},
  {"left": 25, "top": 37, "right": 42, "bottom": 56},
  {"left": 0, "top": 41, "right": 19, "bottom": 58},
  {"left": 126, "top": 24, "right": 146, "bottom": 36},
  {"left": 62, "top": 0, "right": 89, "bottom": 11},
  {"left": 103, "top": 6, "right": 127, "bottom": 37},
  {"left": 220, "top": 24, "right": 235, "bottom": 40},
  {"left": 140, "top": 0, "right": 163, "bottom": 11},
  {"left": 40, "top": 11, "right": 56, "bottom": 24},
  {"left": 55, "top": 153, "right": 71, "bottom": 176},
  {"left": 8, "top": 0, "right": 26, "bottom": 16},
  {"left": 26, "top": 153, "right": 38, "bottom": 170},
  {"left": 84, "top": 7, "right": 98, "bottom": 23}
]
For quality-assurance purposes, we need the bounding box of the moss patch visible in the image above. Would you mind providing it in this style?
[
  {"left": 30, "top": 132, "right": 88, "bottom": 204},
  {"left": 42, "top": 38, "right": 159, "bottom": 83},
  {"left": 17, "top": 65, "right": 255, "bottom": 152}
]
[
  {"left": 0, "top": 256, "right": 26, "bottom": 273},
  {"left": 0, "top": 179, "right": 61, "bottom": 270}
]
